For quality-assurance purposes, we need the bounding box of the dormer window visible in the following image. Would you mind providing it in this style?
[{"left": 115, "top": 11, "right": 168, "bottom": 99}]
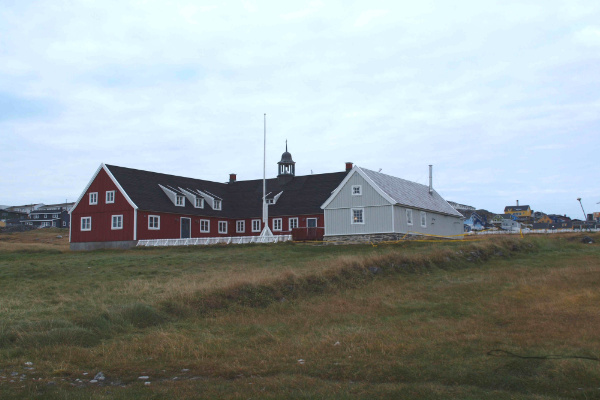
[
  {"left": 213, "top": 199, "right": 222, "bottom": 210},
  {"left": 266, "top": 199, "right": 274, "bottom": 204},
  {"left": 176, "top": 196, "right": 185, "bottom": 206},
  {"left": 195, "top": 198, "right": 204, "bottom": 208}
]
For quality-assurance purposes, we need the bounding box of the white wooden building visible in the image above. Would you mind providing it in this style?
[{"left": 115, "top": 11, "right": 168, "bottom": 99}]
[{"left": 321, "top": 166, "right": 464, "bottom": 241}]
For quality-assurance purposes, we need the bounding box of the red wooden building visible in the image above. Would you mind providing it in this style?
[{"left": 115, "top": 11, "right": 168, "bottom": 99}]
[{"left": 70, "top": 149, "right": 351, "bottom": 250}]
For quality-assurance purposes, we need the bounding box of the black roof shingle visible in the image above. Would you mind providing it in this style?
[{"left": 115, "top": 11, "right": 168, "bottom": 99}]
[{"left": 106, "top": 164, "right": 347, "bottom": 218}]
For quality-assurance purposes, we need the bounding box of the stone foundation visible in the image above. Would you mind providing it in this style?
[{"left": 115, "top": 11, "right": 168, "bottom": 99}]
[
  {"left": 323, "top": 232, "right": 459, "bottom": 244},
  {"left": 323, "top": 233, "right": 415, "bottom": 244},
  {"left": 70, "top": 240, "right": 138, "bottom": 251}
]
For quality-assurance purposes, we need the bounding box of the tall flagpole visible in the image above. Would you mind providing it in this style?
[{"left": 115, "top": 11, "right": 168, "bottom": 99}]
[
  {"left": 260, "top": 113, "right": 273, "bottom": 238},
  {"left": 263, "top": 113, "right": 266, "bottom": 228}
]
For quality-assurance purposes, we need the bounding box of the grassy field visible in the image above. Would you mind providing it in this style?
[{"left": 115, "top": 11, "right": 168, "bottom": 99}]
[{"left": 0, "top": 229, "right": 599, "bottom": 399}]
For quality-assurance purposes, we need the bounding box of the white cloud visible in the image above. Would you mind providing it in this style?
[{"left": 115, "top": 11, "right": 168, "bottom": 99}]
[
  {"left": 354, "top": 9, "right": 388, "bottom": 28},
  {"left": 573, "top": 26, "right": 600, "bottom": 46}
]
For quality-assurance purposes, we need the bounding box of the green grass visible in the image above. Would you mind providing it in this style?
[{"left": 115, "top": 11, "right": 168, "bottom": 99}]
[{"left": 0, "top": 230, "right": 599, "bottom": 399}]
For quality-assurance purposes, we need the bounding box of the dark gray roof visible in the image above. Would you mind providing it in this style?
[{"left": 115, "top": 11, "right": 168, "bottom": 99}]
[
  {"left": 360, "top": 168, "right": 463, "bottom": 218},
  {"left": 504, "top": 205, "right": 530, "bottom": 211},
  {"left": 106, "top": 164, "right": 347, "bottom": 218}
]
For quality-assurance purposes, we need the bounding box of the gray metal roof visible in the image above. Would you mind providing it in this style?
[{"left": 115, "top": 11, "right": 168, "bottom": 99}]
[{"left": 360, "top": 168, "right": 463, "bottom": 218}]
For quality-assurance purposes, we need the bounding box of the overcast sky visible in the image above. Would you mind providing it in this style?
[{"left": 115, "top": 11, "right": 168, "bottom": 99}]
[{"left": 2, "top": 0, "right": 599, "bottom": 218}]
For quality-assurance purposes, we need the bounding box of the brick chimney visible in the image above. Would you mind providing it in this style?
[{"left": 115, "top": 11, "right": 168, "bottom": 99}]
[
  {"left": 345, "top": 162, "right": 353, "bottom": 171},
  {"left": 229, "top": 173, "right": 237, "bottom": 183}
]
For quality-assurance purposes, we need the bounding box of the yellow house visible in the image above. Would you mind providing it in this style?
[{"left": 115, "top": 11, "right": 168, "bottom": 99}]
[
  {"left": 536, "top": 214, "right": 552, "bottom": 224},
  {"left": 504, "top": 205, "right": 532, "bottom": 218}
]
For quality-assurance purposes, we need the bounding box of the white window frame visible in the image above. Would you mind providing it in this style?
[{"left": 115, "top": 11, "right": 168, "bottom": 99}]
[
  {"left": 176, "top": 196, "right": 185, "bottom": 207},
  {"left": 351, "top": 208, "right": 364, "bottom": 224},
  {"left": 200, "top": 219, "right": 210, "bottom": 233},
  {"left": 195, "top": 198, "right": 204, "bottom": 208},
  {"left": 62, "top": 221, "right": 67, "bottom": 227},
  {"left": 213, "top": 199, "right": 222, "bottom": 210},
  {"left": 352, "top": 185, "right": 362, "bottom": 196},
  {"left": 52, "top": 214, "right": 58, "bottom": 218},
  {"left": 106, "top": 190, "right": 115, "bottom": 204},
  {"left": 236, "top": 220, "right": 245, "bottom": 233},
  {"left": 421, "top": 211, "right": 427, "bottom": 228},
  {"left": 148, "top": 215, "right": 160, "bottom": 230},
  {"left": 81, "top": 217, "right": 91, "bottom": 231},
  {"left": 289, "top": 217, "right": 299, "bottom": 230},
  {"left": 252, "top": 219, "right": 261, "bottom": 232},
  {"left": 111, "top": 215, "right": 123, "bottom": 230},
  {"left": 273, "top": 218, "right": 282, "bottom": 231},
  {"left": 218, "top": 221, "right": 227, "bottom": 234},
  {"left": 406, "top": 209, "right": 413, "bottom": 225},
  {"left": 89, "top": 192, "right": 98, "bottom": 205}
]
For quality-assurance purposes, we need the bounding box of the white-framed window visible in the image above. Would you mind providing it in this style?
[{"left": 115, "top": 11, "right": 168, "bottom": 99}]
[
  {"left": 218, "top": 221, "right": 227, "bottom": 234},
  {"left": 81, "top": 217, "right": 91, "bottom": 231},
  {"left": 252, "top": 219, "right": 261, "bottom": 232},
  {"left": 406, "top": 209, "right": 413, "bottom": 225},
  {"left": 289, "top": 217, "right": 299, "bottom": 230},
  {"left": 111, "top": 215, "right": 123, "bottom": 230},
  {"left": 352, "top": 185, "right": 362, "bottom": 195},
  {"left": 266, "top": 198, "right": 274, "bottom": 204},
  {"left": 52, "top": 214, "right": 58, "bottom": 218},
  {"left": 34, "top": 214, "right": 39, "bottom": 219},
  {"left": 214, "top": 199, "right": 222, "bottom": 210},
  {"left": 351, "top": 208, "right": 364, "bottom": 224},
  {"left": 273, "top": 218, "right": 282, "bottom": 231},
  {"left": 200, "top": 219, "right": 210, "bottom": 233},
  {"left": 148, "top": 215, "right": 160, "bottom": 230},
  {"left": 421, "top": 211, "right": 427, "bottom": 227},
  {"left": 62, "top": 221, "right": 67, "bottom": 227},
  {"left": 236, "top": 220, "right": 245, "bottom": 233},
  {"left": 106, "top": 190, "right": 115, "bottom": 204},
  {"left": 89, "top": 192, "right": 98, "bottom": 205},
  {"left": 195, "top": 198, "right": 204, "bottom": 208},
  {"left": 176, "top": 196, "right": 185, "bottom": 206}
]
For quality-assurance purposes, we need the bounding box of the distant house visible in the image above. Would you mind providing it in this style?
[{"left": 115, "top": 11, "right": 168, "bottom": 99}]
[
  {"left": 504, "top": 204, "right": 532, "bottom": 219},
  {"left": 501, "top": 218, "right": 521, "bottom": 231},
  {"left": 463, "top": 211, "right": 486, "bottom": 231},
  {"left": 0, "top": 208, "right": 28, "bottom": 222},
  {"left": 321, "top": 166, "right": 464, "bottom": 241},
  {"left": 536, "top": 214, "right": 553, "bottom": 224},
  {"left": 7, "top": 204, "right": 44, "bottom": 214},
  {"left": 533, "top": 220, "right": 573, "bottom": 230},
  {"left": 447, "top": 201, "right": 476, "bottom": 212},
  {"left": 24, "top": 208, "right": 70, "bottom": 228}
]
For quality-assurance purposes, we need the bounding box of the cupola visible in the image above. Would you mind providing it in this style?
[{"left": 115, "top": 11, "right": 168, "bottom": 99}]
[{"left": 277, "top": 141, "right": 295, "bottom": 185}]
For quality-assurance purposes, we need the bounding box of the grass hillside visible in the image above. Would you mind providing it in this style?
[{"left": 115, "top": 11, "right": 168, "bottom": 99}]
[{"left": 0, "top": 229, "right": 599, "bottom": 399}]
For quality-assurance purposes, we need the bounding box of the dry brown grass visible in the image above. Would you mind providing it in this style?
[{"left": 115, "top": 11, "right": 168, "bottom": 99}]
[
  {"left": 1, "top": 232, "right": 599, "bottom": 399},
  {"left": 0, "top": 227, "right": 70, "bottom": 252}
]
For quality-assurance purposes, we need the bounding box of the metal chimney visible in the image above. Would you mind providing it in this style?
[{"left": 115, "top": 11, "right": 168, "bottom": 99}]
[
  {"left": 429, "top": 165, "right": 433, "bottom": 194},
  {"left": 516, "top": 200, "right": 519, "bottom": 206}
]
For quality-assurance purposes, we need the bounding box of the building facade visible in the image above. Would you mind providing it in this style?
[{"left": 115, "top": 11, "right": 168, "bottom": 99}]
[
  {"left": 70, "top": 149, "right": 349, "bottom": 250},
  {"left": 321, "top": 166, "right": 464, "bottom": 241}
]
